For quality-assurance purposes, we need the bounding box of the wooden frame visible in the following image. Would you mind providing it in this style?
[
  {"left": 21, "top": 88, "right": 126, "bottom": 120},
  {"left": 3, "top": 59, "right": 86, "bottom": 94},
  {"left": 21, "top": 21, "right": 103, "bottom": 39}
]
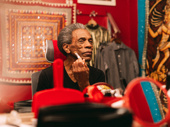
[{"left": 78, "top": 0, "right": 116, "bottom": 6}]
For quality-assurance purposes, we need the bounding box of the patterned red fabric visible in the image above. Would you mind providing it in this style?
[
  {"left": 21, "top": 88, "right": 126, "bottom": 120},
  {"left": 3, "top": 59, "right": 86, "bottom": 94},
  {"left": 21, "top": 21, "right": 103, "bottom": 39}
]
[{"left": 0, "top": 1, "right": 75, "bottom": 83}]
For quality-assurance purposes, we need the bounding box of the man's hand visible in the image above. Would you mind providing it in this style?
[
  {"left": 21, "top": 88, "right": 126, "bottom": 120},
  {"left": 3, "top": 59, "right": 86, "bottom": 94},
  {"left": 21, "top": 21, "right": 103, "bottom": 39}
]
[{"left": 72, "top": 58, "right": 90, "bottom": 91}]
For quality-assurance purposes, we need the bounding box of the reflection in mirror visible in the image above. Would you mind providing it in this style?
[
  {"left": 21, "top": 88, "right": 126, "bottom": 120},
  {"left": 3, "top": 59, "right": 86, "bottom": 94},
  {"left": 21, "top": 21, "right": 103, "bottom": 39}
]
[{"left": 129, "top": 80, "right": 167, "bottom": 123}]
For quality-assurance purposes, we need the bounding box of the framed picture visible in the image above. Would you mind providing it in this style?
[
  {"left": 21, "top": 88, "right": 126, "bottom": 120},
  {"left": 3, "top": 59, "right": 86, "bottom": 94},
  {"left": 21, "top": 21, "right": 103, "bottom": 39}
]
[{"left": 78, "top": 0, "right": 116, "bottom": 6}]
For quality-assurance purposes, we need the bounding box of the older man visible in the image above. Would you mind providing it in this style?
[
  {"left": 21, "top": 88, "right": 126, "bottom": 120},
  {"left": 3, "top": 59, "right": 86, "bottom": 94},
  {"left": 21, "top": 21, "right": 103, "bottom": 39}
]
[{"left": 36, "top": 23, "right": 105, "bottom": 92}]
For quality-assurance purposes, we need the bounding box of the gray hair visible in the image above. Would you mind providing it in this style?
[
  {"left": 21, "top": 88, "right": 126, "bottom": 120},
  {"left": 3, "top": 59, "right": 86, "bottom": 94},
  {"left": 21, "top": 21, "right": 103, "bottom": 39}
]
[{"left": 57, "top": 23, "right": 86, "bottom": 56}]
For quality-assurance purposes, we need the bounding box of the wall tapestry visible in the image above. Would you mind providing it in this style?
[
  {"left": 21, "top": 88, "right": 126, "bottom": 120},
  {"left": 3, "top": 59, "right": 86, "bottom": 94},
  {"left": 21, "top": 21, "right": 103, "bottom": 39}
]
[
  {"left": 143, "top": 0, "right": 169, "bottom": 114},
  {"left": 143, "top": 0, "right": 170, "bottom": 83},
  {"left": 0, "top": 0, "right": 76, "bottom": 84}
]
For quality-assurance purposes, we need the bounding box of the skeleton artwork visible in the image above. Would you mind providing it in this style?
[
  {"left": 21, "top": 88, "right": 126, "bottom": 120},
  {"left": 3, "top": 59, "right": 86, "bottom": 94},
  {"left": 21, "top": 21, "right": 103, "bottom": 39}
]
[
  {"left": 147, "top": 0, "right": 169, "bottom": 114},
  {"left": 147, "top": 0, "right": 170, "bottom": 81}
]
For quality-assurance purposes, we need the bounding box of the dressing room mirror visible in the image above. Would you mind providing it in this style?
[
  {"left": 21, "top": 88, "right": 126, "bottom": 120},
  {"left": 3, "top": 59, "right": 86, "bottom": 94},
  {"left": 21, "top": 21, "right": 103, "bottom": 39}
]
[{"left": 124, "top": 77, "right": 170, "bottom": 127}]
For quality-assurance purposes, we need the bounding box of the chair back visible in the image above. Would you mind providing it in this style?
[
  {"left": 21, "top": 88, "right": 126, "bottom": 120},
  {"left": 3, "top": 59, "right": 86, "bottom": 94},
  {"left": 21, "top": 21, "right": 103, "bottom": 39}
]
[
  {"left": 31, "top": 40, "right": 66, "bottom": 97},
  {"left": 31, "top": 70, "right": 42, "bottom": 98},
  {"left": 46, "top": 40, "right": 66, "bottom": 62}
]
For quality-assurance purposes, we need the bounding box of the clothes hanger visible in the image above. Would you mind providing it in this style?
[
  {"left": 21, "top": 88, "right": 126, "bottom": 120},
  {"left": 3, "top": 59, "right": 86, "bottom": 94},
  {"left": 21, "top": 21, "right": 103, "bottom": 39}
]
[
  {"left": 114, "top": 38, "right": 122, "bottom": 44},
  {"left": 111, "top": 33, "right": 121, "bottom": 44},
  {"left": 87, "top": 18, "right": 97, "bottom": 27}
]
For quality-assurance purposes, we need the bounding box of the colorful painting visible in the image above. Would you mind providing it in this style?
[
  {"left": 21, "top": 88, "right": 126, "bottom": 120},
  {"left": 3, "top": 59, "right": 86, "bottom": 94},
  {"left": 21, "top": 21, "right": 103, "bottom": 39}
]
[
  {"left": 142, "top": 0, "right": 169, "bottom": 114},
  {"left": 144, "top": 0, "right": 170, "bottom": 83},
  {"left": 0, "top": 0, "right": 76, "bottom": 83}
]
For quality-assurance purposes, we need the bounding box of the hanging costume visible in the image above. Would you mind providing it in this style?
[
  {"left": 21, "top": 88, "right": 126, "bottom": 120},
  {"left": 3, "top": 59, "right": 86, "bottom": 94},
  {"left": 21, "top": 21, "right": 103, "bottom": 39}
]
[
  {"left": 95, "top": 41, "right": 139, "bottom": 91},
  {"left": 86, "top": 24, "right": 111, "bottom": 66}
]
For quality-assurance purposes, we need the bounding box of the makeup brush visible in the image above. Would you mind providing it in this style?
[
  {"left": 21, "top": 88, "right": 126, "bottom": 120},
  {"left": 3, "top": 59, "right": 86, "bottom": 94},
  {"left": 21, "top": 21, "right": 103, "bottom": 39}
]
[
  {"left": 74, "top": 52, "right": 81, "bottom": 59},
  {"left": 74, "top": 52, "right": 85, "bottom": 64}
]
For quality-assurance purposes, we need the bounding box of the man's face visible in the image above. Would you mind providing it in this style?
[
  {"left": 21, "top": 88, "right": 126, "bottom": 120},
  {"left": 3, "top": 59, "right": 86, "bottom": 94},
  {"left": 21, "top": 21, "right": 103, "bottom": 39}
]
[{"left": 69, "top": 29, "right": 93, "bottom": 62}]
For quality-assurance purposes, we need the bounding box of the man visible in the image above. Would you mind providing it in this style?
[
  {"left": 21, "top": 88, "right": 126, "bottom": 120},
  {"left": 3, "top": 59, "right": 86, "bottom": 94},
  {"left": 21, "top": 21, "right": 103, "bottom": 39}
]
[{"left": 36, "top": 23, "right": 105, "bottom": 92}]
